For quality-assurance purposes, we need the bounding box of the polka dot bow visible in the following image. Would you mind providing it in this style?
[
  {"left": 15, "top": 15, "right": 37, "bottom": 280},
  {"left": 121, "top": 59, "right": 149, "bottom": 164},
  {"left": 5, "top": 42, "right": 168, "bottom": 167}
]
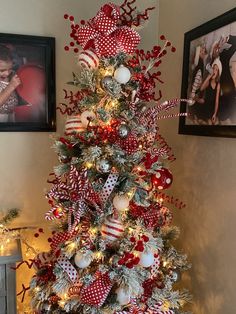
[{"left": 77, "top": 3, "right": 141, "bottom": 57}]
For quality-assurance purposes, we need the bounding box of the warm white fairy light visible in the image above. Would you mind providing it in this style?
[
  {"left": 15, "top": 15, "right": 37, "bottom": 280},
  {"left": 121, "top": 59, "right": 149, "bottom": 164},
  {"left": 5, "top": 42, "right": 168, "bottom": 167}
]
[
  {"left": 104, "top": 67, "right": 114, "bottom": 76},
  {"left": 95, "top": 251, "right": 103, "bottom": 260},
  {"left": 0, "top": 244, "right": 4, "bottom": 252},
  {"left": 85, "top": 162, "right": 93, "bottom": 169},
  {"left": 163, "top": 260, "right": 168, "bottom": 267},
  {"left": 109, "top": 99, "right": 118, "bottom": 108},
  {"left": 34, "top": 286, "right": 40, "bottom": 293},
  {"left": 59, "top": 300, "right": 66, "bottom": 307},
  {"left": 163, "top": 300, "right": 171, "bottom": 310},
  {"left": 90, "top": 227, "right": 98, "bottom": 235}
]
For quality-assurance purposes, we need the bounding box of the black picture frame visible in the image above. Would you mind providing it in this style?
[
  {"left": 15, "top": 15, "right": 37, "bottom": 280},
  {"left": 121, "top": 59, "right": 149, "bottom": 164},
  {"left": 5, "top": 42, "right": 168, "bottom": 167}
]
[
  {"left": 0, "top": 33, "right": 56, "bottom": 131},
  {"left": 179, "top": 7, "right": 236, "bottom": 138}
]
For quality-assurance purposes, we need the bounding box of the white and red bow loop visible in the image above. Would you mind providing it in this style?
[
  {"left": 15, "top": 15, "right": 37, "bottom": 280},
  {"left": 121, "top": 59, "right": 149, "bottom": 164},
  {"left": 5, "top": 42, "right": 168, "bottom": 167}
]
[{"left": 77, "top": 2, "right": 141, "bottom": 57}]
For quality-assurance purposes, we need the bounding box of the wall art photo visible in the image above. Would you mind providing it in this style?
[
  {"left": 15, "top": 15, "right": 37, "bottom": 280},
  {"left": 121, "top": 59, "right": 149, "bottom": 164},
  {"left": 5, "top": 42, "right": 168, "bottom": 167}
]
[
  {"left": 0, "top": 33, "right": 55, "bottom": 131},
  {"left": 179, "top": 8, "right": 236, "bottom": 137}
]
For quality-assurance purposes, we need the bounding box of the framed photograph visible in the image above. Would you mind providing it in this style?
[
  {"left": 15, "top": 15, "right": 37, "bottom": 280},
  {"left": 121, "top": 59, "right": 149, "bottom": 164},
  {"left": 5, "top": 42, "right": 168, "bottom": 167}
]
[
  {"left": 179, "top": 8, "right": 236, "bottom": 137},
  {"left": 0, "top": 33, "right": 55, "bottom": 131}
]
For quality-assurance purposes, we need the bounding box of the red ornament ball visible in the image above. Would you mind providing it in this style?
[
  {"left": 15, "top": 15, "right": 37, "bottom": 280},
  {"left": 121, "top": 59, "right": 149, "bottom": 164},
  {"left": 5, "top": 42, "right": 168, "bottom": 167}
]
[{"left": 151, "top": 168, "right": 173, "bottom": 190}]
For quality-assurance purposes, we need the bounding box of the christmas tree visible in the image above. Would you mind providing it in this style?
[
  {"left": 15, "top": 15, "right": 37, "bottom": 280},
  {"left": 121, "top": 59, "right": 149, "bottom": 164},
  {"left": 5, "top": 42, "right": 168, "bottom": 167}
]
[{"left": 29, "top": 1, "right": 192, "bottom": 313}]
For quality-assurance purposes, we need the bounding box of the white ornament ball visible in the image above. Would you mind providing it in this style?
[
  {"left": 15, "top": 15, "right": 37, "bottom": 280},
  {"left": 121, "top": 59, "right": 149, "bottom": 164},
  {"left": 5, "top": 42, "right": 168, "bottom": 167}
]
[
  {"left": 139, "top": 250, "right": 155, "bottom": 268},
  {"left": 101, "top": 216, "right": 124, "bottom": 242},
  {"left": 113, "top": 194, "right": 129, "bottom": 211},
  {"left": 116, "top": 287, "right": 131, "bottom": 305},
  {"left": 74, "top": 252, "right": 92, "bottom": 269},
  {"left": 65, "top": 115, "right": 85, "bottom": 135},
  {"left": 80, "top": 110, "right": 96, "bottom": 127},
  {"left": 114, "top": 65, "right": 131, "bottom": 84},
  {"left": 78, "top": 50, "right": 99, "bottom": 69}
]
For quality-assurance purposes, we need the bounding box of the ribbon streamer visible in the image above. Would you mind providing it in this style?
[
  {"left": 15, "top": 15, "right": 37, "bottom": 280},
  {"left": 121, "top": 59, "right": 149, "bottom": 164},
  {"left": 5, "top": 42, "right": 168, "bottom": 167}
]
[
  {"left": 100, "top": 171, "right": 119, "bottom": 204},
  {"left": 57, "top": 253, "right": 79, "bottom": 283}
]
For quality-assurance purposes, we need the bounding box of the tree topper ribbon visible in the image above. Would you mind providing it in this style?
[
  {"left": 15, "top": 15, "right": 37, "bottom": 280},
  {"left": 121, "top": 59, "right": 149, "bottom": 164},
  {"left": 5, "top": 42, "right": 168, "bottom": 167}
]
[{"left": 77, "top": 2, "right": 141, "bottom": 56}]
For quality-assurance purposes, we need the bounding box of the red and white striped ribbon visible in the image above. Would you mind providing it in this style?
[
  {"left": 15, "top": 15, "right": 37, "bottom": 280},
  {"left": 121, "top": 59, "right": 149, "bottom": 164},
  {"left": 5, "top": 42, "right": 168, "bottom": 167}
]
[
  {"left": 45, "top": 205, "right": 64, "bottom": 221},
  {"left": 146, "top": 301, "right": 174, "bottom": 314},
  {"left": 156, "top": 112, "right": 188, "bottom": 120},
  {"left": 157, "top": 98, "right": 190, "bottom": 112}
]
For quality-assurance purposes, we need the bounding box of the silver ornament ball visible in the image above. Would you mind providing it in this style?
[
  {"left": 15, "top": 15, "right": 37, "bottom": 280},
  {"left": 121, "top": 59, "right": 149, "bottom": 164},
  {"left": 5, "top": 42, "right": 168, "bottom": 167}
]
[
  {"left": 101, "top": 76, "right": 113, "bottom": 90},
  {"left": 170, "top": 270, "right": 181, "bottom": 282},
  {"left": 96, "top": 159, "right": 112, "bottom": 173},
  {"left": 118, "top": 124, "right": 130, "bottom": 138}
]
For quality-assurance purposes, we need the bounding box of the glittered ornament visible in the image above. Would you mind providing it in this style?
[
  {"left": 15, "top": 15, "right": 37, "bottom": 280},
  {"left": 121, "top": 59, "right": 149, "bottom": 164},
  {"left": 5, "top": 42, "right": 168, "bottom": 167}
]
[
  {"left": 151, "top": 168, "right": 173, "bottom": 190},
  {"left": 81, "top": 110, "right": 96, "bottom": 127},
  {"left": 117, "top": 123, "right": 130, "bottom": 138},
  {"left": 138, "top": 250, "right": 155, "bottom": 268},
  {"left": 116, "top": 287, "right": 131, "bottom": 305},
  {"left": 78, "top": 50, "right": 99, "bottom": 69},
  {"left": 101, "top": 75, "right": 113, "bottom": 90},
  {"left": 169, "top": 270, "right": 181, "bottom": 283},
  {"left": 113, "top": 194, "right": 129, "bottom": 211},
  {"left": 74, "top": 252, "right": 92, "bottom": 269},
  {"left": 114, "top": 65, "right": 131, "bottom": 84},
  {"left": 96, "top": 159, "right": 112, "bottom": 173},
  {"left": 65, "top": 115, "right": 85, "bottom": 135},
  {"left": 101, "top": 216, "right": 124, "bottom": 241}
]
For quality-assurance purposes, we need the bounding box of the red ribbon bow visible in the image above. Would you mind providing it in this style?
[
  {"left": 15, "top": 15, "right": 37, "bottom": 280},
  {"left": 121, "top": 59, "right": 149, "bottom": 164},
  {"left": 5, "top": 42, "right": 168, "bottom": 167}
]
[{"left": 77, "top": 3, "right": 141, "bottom": 56}]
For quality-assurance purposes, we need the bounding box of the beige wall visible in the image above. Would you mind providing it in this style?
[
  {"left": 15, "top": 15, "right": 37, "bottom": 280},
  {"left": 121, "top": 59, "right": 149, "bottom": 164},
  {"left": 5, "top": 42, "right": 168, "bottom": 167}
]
[{"left": 159, "top": 1, "right": 236, "bottom": 313}]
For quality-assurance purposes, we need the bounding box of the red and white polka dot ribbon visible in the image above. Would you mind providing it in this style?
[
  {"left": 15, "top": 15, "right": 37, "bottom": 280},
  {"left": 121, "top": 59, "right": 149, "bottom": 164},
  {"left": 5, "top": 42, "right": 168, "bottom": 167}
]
[
  {"left": 151, "top": 252, "right": 161, "bottom": 279},
  {"left": 76, "top": 3, "right": 140, "bottom": 56},
  {"left": 57, "top": 253, "right": 79, "bottom": 283},
  {"left": 116, "top": 132, "right": 139, "bottom": 155},
  {"left": 80, "top": 272, "right": 113, "bottom": 306},
  {"left": 100, "top": 171, "right": 119, "bottom": 204},
  {"left": 50, "top": 229, "right": 78, "bottom": 252}
]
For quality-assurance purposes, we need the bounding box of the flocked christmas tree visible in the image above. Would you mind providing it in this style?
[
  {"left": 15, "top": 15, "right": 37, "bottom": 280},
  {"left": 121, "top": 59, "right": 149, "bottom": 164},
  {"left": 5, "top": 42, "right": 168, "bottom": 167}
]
[{"left": 29, "top": 1, "right": 192, "bottom": 313}]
